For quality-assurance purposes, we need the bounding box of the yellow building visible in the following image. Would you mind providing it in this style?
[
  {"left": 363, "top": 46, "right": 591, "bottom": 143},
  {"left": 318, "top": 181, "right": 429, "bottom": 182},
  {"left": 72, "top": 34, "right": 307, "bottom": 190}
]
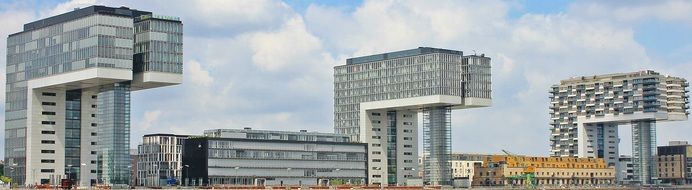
[{"left": 472, "top": 155, "right": 615, "bottom": 187}]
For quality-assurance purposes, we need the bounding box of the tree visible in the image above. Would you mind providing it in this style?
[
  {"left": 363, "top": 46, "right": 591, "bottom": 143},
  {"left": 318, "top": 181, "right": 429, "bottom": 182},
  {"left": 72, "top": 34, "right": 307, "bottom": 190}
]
[
  {"left": 0, "top": 163, "right": 3, "bottom": 176},
  {"left": 0, "top": 176, "right": 11, "bottom": 184}
]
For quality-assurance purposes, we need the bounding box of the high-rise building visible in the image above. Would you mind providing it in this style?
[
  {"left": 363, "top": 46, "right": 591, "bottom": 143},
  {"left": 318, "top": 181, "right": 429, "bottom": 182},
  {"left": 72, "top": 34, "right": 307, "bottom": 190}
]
[
  {"left": 137, "top": 134, "right": 188, "bottom": 187},
  {"left": 334, "top": 47, "right": 491, "bottom": 185},
  {"left": 548, "top": 70, "right": 689, "bottom": 184},
  {"left": 4, "top": 6, "right": 183, "bottom": 187},
  {"left": 657, "top": 141, "right": 692, "bottom": 185}
]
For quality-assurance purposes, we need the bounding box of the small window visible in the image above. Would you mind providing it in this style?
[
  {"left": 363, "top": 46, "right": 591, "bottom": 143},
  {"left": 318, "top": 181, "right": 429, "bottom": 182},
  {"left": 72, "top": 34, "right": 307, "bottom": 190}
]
[
  {"left": 41, "top": 111, "right": 56, "bottom": 115},
  {"left": 372, "top": 151, "right": 381, "bottom": 155},
  {"left": 41, "top": 121, "right": 56, "bottom": 125},
  {"left": 41, "top": 150, "right": 55, "bottom": 154},
  {"left": 372, "top": 144, "right": 381, "bottom": 147},
  {"left": 91, "top": 170, "right": 97, "bottom": 173},
  {"left": 403, "top": 122, "right": 413, "bottom": 125},
  {"left": 40, "top": 169, "right": 55, "bottom": 173},
  {"left": 41, "top": 140, "right": 55, "bottom": 144},
  {"left": 91, "top": 114, "right": 96, "bottom": 117},
  {"left": 91, "top": 105, "right": 97, "bottom": 108},
  {"left": 372, "top": 136, "right": 381, "bottom": 139},
  {"left": 92, "top": 95, "right": 97, "bottom": 99},
  {"left": 404, "top": 152, "right": 412, "bottom": 155},
  {"left": 41, "top": 131, "right": 55, "bottom": 134},
  {"left": 372, "top": 128, "right": 381, "bottom": 132},
  {"left": 91, "top": 132, "right": 97, "bottom": 136},
  {"left": 373, "top": 159, "right": 381, "bottom": 162},
  {"left": 404, "top": 145, "right": 413, "bottom": 148},
  {"left": 91, "top": 142, "right": 97, "bottom": 145},
  {"left": 91, "top": 151, "right": 97, "bottom": 155},
  {"left": 42, "top": 102, "right": 56, "bottom": 106},
  {"left": 42, "top": 92, "right": 57, "bottom": 96},
  {"left": 91, "top": 160, "right": 96, "bottom": 164},
  {"left": 40, "top": 159, "right": 55, "bottom": 163},
  {"left": 403, "top": 129, "right": 412, "bottom": 133},
  {"left": 371, "top": 113, "right": 381, "bottom": 116},
  {"left": 403, "top": 137, "right": 412, "bottom": 140},
  {"left": 91, "top": 123, "right": 97, "bottom": 127}
]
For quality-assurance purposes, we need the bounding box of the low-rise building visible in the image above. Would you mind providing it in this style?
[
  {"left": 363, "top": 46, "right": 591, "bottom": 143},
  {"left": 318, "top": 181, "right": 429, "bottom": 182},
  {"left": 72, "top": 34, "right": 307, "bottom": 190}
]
[
  {"left": 473, "top": 155, "right": 615, "bottom": 187},
  {"left": 137, "top": 134, "right": 189, "bottom": 187},
  {"left": 657, "top": 141, "right": 692, "bottom": 185},
  {"left": 616, "top": 155, "right": 635, "bottom": 185},
  {"left": 182, "top": 128, "right": 367, "bottom": 187},
  {"left": 451, "top": 153, "right": 489, "bottom": 188}
]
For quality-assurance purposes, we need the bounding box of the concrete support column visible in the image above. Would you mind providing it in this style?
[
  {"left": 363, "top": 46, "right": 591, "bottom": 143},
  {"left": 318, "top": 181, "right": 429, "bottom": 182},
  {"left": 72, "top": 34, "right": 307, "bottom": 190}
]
[
  {"left": 631, "top": 120, "right": 657, "bottom": 185},
  {"left": 422, "top": 106, "right": 452, "bottom": 186}
]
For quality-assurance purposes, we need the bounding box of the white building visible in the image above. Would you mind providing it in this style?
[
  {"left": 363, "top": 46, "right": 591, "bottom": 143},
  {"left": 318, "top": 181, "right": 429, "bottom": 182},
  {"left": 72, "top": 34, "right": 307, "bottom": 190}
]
[
  {"left": 137, "top": 134, "right": 188, "bottom": 187},
  {"left": 549, "top": 70, "right": 689, "bottom": 184},
  {"left": 334, "top": 47, "right": 491, "bottom": 186},
  {"left": 3, "top": 6, "right": 182, "bottom": 187}
]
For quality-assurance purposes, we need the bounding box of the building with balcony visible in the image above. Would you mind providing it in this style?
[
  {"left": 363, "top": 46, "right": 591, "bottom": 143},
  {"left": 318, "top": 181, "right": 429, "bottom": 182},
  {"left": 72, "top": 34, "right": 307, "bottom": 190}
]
[
  {"left": 334, "top": 47, "right": 491, "bottom": 186},
  {"left": 549, "top": 70, "right": 689, "bottom": 184},
  {"left": 3, "top": 6, "right": 182, "bottom": 187}
]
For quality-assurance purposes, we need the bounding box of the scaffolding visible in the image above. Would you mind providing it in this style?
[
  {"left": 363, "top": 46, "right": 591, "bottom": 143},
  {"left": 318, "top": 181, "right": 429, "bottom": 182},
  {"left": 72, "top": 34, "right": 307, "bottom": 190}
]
[{"left": 423, "top": 107, "right": 452, "bottom": 186}]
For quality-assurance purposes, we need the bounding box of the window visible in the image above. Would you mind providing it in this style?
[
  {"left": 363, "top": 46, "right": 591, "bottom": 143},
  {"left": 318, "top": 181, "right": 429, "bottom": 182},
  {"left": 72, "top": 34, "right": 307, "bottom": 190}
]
[
  {"left": 372, "top": 144, "right": 381, "bottom": 147},
  {"left": 91, "top": 132, "right": 97, "bottom": 136},
  {"left": 41, "top": 130, "right": 55, "bottom": 134},
  {"left": 41, "top": 140, "right": 55, "bottom": 144},
  {"left": 42, "top": 102, "right": 56, "bottom": 106},
  {"left": 403, "top": 122, "right": 413, "bottom": 125},
  {"left": 42, "top": 121, "right": 56, "bottom": 125},
  {"left": 91, "top": 123, "right": 97, "bottom": 127},
  {"left": 403, "top": 129, "right": 412, "bottom": 133},
  {"left": 42, "top": 92, "right": 57, "bottom": 96},
  {"left": 91, "top": 151, "right": 97, "bottom": 155},
  {"left": 404, "top": 145, "right": 413, "bottom": 148},
  {"left": 371, "top": 113, "right": 381, "bottom": 116},
  {"left": 372, "top": 175, "right": 381, "bottom": 178},
  {"left": 403, "top": 114, "right": 412, "bottom": 118},
  {"left": 404, "top": 160, "right": 413, "bottom": 163},
  {"left": 372, "top": 136, "right": 381, "bottom": 139},
  {"left": 91, "top": 142, "right": 97, "bottom": 145},
  {"left": 373, "top": 159, "right": 381, "bottom": 162},
  {"left": 41, "top": 150, "right": 55, "bottom": 154},
  {"left": 42, "top": 111, "right": 56, "bottom": 115},
  {"left": 91, "top": 160, "right": 96, "bottom": 164},
  {"left": 91, "top": 170, "right": 97, "bottom": 173},
  {"left": 92, "top": 95, "right": 97, "bottom": 99},
  {"left": 41, "top": 169, "right": 55, "bottom": 173},
  {"left": 372, "top": 120, "right": 381, "bottom": 124},
  {"left": 41, "top": 159, "right": 55, "bottom": 163},
  {"left": 403, "top": 137, "right": 412, "bottom": 140},
  {"left": 372, "top": 128, "right": 381, "bottom": 132},
  {"left": 404, "top": 152, "right": 412, "bottom": 155},
  {"left": 91, "top": 105, "right": 97, "bottom": 108},
  {"left": 372, "top": 151, "right": 381, "bottom": 155},
  {"left": 91, "top": 114, "right": 96, "bottom": 117}
]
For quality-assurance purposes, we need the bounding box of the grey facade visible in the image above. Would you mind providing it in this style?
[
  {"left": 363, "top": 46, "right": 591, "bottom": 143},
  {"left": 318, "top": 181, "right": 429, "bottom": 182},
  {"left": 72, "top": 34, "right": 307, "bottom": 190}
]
[
  {"left": 657, "top": 141, "right": 692, "bottom": 185},
  {"left": 182, "top": 128, "right": 367, "bottom": 186},
  {"left": 549, "top": 70, "right": 689, "bottom": 185},
  {"left": 616, "top": 155, "right": 635, "bottom": 185},
  {"left": 334, "top": 47, "right": 491, "bottom": 186},
  {"left": 4, "top": 6, "right": 182, "bottom": 187}
]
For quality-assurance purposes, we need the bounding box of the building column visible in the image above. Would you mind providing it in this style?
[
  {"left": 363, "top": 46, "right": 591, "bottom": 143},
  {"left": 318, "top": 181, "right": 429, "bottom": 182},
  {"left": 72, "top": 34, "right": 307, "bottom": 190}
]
[
  {"left": 422, "top": 107, "right": 452, "bottom": 186},
  {"left": 631, "top": 120, "right": 657, "bottom": 185},
  {"left": 96, "top": 82, "right": 132, "bottom": 187}
]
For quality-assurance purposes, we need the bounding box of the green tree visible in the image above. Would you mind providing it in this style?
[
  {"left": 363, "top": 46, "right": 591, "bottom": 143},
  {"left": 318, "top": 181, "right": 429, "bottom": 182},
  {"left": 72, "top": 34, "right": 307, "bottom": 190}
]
[
  {"left": 0, "top": 163, "right": 4, "bottom": 176},
  {"left": 0, "top": 176, "right": 11, "bottom": 184}
]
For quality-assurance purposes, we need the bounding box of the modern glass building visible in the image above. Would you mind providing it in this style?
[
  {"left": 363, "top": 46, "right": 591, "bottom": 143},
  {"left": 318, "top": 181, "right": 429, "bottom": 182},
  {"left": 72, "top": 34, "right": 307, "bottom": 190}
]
[
  {"left": 4, "top": 6, "right": 183, "bottom": 187},
  {"left": 549, "top": 70, "right": 689, "bottom": 185},
  {"left": 181, "top": 128, "right": 367, "bottom": 187},
  {"left": 333, "top": 47, "right": 492, "bottom": 186},
  {"left": 137, "top": 134, "right": 189, "bottom": 187}
]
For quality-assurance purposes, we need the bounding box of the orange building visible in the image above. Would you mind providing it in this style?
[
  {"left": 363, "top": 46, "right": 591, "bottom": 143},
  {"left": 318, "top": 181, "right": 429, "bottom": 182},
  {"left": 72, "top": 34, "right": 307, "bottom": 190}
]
[{"left": 472, "top": 155, "right": 615, "bottom": 187}]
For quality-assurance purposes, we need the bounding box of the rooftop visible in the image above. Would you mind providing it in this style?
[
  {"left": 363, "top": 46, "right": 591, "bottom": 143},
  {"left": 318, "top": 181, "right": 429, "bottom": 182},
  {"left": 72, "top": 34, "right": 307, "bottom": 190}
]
[
  {"left": 345, "top": 47, "right": 464, "bottom": 65},
  {"left": 19, "top": 5, "right": 151, "bottom": 33}
]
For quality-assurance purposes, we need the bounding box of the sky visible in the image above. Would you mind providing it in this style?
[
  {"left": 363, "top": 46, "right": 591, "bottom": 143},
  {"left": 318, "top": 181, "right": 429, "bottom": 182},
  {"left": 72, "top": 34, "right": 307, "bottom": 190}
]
[{"left": 1, "top": 0, "right": 692, "bottom": 158}]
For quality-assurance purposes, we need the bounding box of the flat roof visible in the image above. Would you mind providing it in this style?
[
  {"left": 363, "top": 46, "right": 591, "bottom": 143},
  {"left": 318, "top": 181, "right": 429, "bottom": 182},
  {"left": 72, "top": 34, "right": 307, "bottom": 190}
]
[
  {"left": 186, "top": 136, "right": 367, "bottom": 146},
  {"left": 15, "top": 5, "right": 151, "bottom": 35},
  {"left": 143, "top": 133, "right": 190, "bottom": 138},
  {"left": 345, "top": 47, "right": 463, "bottom": 65}
]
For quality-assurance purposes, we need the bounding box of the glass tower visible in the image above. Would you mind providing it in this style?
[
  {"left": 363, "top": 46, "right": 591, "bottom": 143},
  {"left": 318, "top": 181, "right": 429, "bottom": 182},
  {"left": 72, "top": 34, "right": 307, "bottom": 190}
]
[{"left": 4, "top": 6, "right": 183, "bottom": 187}]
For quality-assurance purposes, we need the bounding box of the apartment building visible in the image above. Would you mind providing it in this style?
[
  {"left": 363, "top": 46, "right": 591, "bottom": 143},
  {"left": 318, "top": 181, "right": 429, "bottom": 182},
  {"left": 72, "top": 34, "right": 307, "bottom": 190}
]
[
  {"left": 549, "top": 70, "right": 689, "bottom": 184},
  {"left": 657, "top": 141, "right": 692, "bottom": 185},
  {"left": 137, "top": 134, "right": 189, "bottom": 187}
]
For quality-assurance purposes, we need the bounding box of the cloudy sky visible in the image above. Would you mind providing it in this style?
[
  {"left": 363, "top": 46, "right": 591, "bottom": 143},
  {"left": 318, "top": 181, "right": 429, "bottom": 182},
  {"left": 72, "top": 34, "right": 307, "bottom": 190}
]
[{"left": 1, "top": 0, "right": 692, "bottom": 158}]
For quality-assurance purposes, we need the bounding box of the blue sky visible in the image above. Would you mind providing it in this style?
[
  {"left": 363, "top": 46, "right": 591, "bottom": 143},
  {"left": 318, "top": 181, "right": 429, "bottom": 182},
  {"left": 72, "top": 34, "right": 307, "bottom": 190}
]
[{"left": 1, "top": 0, "right": 692, "bottom": 158}]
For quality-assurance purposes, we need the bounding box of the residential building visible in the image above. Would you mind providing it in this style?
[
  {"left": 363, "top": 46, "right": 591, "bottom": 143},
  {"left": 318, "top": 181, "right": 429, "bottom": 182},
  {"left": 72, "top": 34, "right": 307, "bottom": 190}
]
[
  {"left": 3, "top": 6, "right": 182, "bottom": 187},
  {"left": 657, "top": 141, "right": 692, "bottom": 185},
  {"left": 549, "top": 70, "right": 689, "bottom": 184},
  {"left": 334, "top": 47, "right": 491, "bottom": 186},
  {"left": 616, "top": 155, "right": 635, "bottom": 185},
  {"left": 181, "top": 128, "right": 367, "bottom": 186},
  {"left": 472, "top": 155, "right": 615, "bottom": 187},
  {"left": 137, "top": 134, "right": 188, "bottom": 187},
  {"left": 451, "top": 153, "right": 488, "bottom": 180}
]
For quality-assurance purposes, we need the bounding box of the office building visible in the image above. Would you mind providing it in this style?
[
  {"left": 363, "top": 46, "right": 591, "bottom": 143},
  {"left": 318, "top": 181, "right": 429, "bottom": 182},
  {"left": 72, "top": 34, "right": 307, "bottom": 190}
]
[
  {"left": 616, "top": 155, "right": 635, "bottom": 185},
  {"left": 137, "top": 134, "right": 188, "bottom": 187},
  {"left": 4, "top": 6, "right": 183, "bottom": 187},
  {"left": 472, "top": 155, "right": 615, "bottom": 187},
  {"left": 657, "top": 141, "right": 692, "bottom": 185},
  {"left": 334, "top": 47, "right": 491, "bottom": 185},
  {"left": 181, "top": 128, "right": 367, "bottom": 186},
  {"left": 549, "top": 70, "right": 689, "bottom": 184}
]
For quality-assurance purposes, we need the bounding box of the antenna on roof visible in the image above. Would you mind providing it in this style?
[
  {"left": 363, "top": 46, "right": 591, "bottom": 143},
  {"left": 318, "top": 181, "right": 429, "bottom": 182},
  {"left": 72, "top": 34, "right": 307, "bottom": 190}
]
[{"left": 472, "top": 50, "right": 477, "bottom": 55}]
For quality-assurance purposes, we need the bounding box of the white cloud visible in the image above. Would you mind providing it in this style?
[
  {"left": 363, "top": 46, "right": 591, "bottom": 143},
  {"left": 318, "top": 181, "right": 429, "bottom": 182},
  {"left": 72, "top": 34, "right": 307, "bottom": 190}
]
[
  {"left": 136, "top": 110, "right": 162, "bottom": 131},
  {"left": 185, "top": 60, "right": 214, "bottom": 87},
  {"left": 248, "top": 16, "right": 323, "bottom": 71}
]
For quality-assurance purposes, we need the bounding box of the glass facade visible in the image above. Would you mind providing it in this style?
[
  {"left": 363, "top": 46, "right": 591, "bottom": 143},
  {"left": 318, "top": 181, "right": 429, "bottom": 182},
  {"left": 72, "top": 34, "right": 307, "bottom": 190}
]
[
  {"left": 65, "top": 90, "right": 82, "bottom": 182},
  {"left": 422, "top": 107, "right": 452, "bottom": 186},
  {"left": 96, "top": 82, "right": 131, "bottom": 185},
  {"left": 133, "top": 15, "right": 183, "bottom": 74},
  {"left": 386, "top": 111, "right": 397, "bottom": 185}
]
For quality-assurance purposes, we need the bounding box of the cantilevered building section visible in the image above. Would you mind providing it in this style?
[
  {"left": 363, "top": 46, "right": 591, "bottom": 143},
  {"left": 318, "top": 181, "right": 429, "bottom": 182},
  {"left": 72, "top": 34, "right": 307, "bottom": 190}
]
[
  {"left": 549, "top": 70, "right": 689, "bottom": 185},
  {"left": 4, "top": 6, "right": 182, "bottom": 187},
  {"left": 334, "top": 47, "right": 491, "bottom": 186}
]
